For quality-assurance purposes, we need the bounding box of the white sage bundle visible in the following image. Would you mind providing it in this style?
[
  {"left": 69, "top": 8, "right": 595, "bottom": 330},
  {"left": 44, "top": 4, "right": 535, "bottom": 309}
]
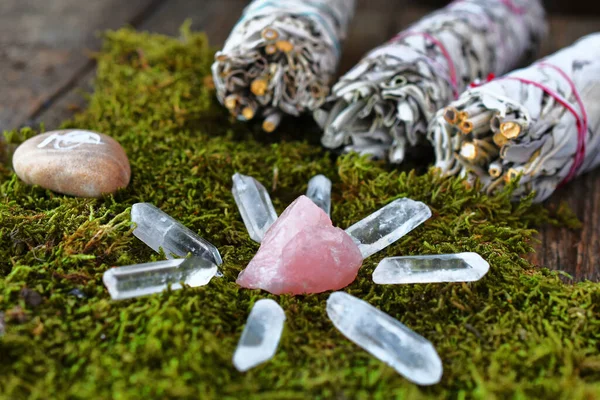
[
  {"left": 317, "top": 0, "right": 547, "bottom": 163},
  {"left": 428, "top": 33, "right": 600, "bottom": 202},
  {"left": 212, "top": 0, "right": 356, "bottom": 132}
]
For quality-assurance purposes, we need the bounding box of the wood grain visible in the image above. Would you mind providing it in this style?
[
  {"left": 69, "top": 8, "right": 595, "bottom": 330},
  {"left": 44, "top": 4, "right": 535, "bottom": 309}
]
[
  {"left": 529, "top": 171, "right": 600, "bottom": 282},
  {"left": 337, "top": 0, "right": 400, "bottom": 74},
  {"left": 9, "top": 0, "right": 600, "bottom": 281},
  {"left": 0, "top": 0, "right": 162, "bottom": 130},
  {"left": 33, "top": 0, "right": 248, "bottom": 128}
]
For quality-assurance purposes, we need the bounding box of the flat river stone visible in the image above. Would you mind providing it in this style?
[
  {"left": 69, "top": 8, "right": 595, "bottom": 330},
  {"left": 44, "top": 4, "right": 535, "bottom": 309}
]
[{"left": 12, "top": 130, "right": 130, "bottom": 197}]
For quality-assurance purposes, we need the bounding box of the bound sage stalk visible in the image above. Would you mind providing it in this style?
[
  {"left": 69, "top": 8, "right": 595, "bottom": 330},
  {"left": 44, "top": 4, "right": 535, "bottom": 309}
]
[
  {"left": 212, "top": 0, "right": 356, "bottom": 132},
  {"left": 317, "top": 0, "right": 547, "bottom": 163},
  {"left": 428, "top": 33, "right": 600, "bottom": 202}
]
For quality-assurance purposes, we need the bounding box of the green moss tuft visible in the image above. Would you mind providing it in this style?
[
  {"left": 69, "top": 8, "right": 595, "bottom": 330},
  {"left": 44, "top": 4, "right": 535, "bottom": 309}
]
[{"left": 0, "top": 27, "right": 598, "bottom": 399}]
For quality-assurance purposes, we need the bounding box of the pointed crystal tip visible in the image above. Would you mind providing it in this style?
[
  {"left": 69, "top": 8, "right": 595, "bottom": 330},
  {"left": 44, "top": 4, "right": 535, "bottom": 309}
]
[
  {"left": 231, "top": 173, "right": 278, "bottom": 243},
  {"left": 131, "top": 203, "right": 222, "bottom": 265},
  {"left": 373, "top": 252, "right": 490, "bottom": 284},
  {"left": 306, "top": 174, "right": 332, "bottom": 216},
  {"left": 345, "top": 198, "right": 432, "bottom": 259},
  {"left": 327, "top": 292, "right": 443, "bottom": 386},
  {"left": 232, "top": 299, "right": 286, "bottom": 372}
]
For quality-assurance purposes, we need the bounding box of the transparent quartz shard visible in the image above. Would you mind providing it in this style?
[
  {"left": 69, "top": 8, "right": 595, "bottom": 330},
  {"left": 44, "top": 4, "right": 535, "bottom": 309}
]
[
  {"left": 231, "top": 173, "right": 278, "bottom": 243},
  {"left": 103, "top": 256, "right": 218, "bottom": 300},
  {"left": 306, "top": 174, "right": 332, "bottom": 216},
  {"left": 345, "top": 198, "right": 431, "bottom": 259},
  {"left": 233, "top": 299, "right": 286, "bottom": 372},
  {"left": 373, "top": 252, "right": 490, "bottom": 284},
  {"left": 131, "top": 203, "right": 222, "bottom": 265},
  {"left": 327, "top": 292, "right": 443, "bottom": 386}
]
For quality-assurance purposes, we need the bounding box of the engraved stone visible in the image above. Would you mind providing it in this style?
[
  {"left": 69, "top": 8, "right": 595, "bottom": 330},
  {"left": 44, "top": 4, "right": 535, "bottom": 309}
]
[
  {"left": 12, "top": 130, "right": 130, "bottom": 197},
  {"left": 345, "top": 198, "right": 431, "bottom": 259},
  {"left": 232, "top": 173, "right": 278, "bottom": 243},
  {"left": 232, "top": 299, "right": 286, "bottom": 372},
  {"left": 327, "top": 292, "right": 443, "bottom": 386},
  {"left": 103, "top": 256, "right": 218, "bottom": 300},
  {"left": 373, "top": 253, "right": 490, "bottom": 284},
  {"left": 131, "top": 203, "right": 222, "bottom": 265},
  {"left": 306, "top": 174, "right": 332, "bottom": 216}
]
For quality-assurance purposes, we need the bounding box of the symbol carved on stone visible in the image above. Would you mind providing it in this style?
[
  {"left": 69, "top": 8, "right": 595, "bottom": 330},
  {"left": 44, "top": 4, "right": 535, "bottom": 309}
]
[{"left": 37, "top": 130, "right": 104, "bottom": 150}]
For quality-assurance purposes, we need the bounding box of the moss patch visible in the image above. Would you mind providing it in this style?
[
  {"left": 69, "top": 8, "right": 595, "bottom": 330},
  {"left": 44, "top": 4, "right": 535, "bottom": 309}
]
[{"left": 1, "top": 26, "right": 599, "bottom": 399}]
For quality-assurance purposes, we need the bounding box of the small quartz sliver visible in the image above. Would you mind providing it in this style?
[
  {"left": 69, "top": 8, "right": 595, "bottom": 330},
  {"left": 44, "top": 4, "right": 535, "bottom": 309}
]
[
  {"left": 103, "top": 256, "right": 218, "bottom": 300},
  {"left": 233, "top": 299, "right": 286, "bottom": 372},
  {"left": 373, "top": 252, "right": 490, "bottom": 284},
  {"left": 232, "top": 173, "right": 278, "bottom": 243},
  {"left": 306, "top": 174, "right": 332, "bottom": 216},
  {"left": 345, "top": 198, "right": 431, "bottom": 259},
  {"left": 131, "top": 203, "right": 222, "bottom": 265},
  {"left": 326, "top": 292, "right": 443, "bottom": 386}
]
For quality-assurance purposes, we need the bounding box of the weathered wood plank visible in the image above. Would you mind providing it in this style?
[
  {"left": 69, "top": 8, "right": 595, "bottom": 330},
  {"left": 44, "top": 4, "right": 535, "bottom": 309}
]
[
  {"left": 140, "top": 0, "right": 247, "bottom": 41},
  {"left": 337, "top": 0, "right": 400, "bottom": 74},
  {"left": 541, "top": 15, "right": 600, "bottom": 56},
  {"left": 33, "top": 0, "right": 249, "bottom": 129},
  {"left": 0, "top": 0, "right": 161, "bottom": 131},
  {"left": 530, "top": 171, "right": 600, "bottom": 282}
]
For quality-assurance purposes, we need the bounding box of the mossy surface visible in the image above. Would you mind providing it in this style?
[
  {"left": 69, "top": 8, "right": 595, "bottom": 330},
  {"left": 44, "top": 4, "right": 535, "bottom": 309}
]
[{"left": 1, "top": 27, "right": 599, "bottom": 400}]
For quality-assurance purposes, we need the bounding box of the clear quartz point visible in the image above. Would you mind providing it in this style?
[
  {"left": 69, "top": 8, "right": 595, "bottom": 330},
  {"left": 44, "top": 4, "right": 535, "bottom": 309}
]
[
  {"left": 327, "top": 292, "right": 443, "bottom": 386},
  {"left": 103, "top": 256, "right": 218, "bottom": 300},
  {"left": 131, "top": 203, "right": 222, "bottom": 265},
  {"left": 373, "top": 252, "right": 490, "bottom": 284},
  {"left": 345, "top": 198, "right": 431, "bottom": 259},
  {"left": 306, "top": 174, "right": 332, "bottom": 216},
  {"left": 231, "top": 173, "right": 278, "bottom": 243},
  {"left": 233, "top": 299, "right": 286, "bottom": 372}
]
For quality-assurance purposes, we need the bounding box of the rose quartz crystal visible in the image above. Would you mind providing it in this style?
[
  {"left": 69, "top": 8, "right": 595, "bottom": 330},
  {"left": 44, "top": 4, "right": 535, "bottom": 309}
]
[{"left": 236, "top": 195, "right": 363, "bottom": 295}]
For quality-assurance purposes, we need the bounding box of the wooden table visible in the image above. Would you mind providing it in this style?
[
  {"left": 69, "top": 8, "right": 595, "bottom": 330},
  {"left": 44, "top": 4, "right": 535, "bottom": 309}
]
[{"left": 1, "top": 0, "right": 599, "bottom": 281}]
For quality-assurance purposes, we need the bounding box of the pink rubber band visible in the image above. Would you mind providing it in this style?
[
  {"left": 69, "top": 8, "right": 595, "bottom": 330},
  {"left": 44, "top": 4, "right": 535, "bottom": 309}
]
[
  {"left": 392, "top": 31, "right": 459, "bottom": 99},
  {"left": 499, "top": 65, "right": 588, "bottom": 186},
  {"left": 469, "top": 73, "right": 496, "bottom": 88},
  {"left": 500, "top": 0, "right": 526, "bottom": 15},
  {"left": 538, "top": 62, "right": 588, "bottom": 185}
]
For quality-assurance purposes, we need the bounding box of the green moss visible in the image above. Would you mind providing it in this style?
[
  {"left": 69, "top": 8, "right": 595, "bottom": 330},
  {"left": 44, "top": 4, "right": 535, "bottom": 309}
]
[{"left": 0, "top": 26, "right": 599, "bottom": 399}]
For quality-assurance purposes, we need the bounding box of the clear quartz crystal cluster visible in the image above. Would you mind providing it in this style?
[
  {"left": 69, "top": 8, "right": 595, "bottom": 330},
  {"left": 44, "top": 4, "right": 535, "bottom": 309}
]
[
  {"left": 230, "top": 174, "right": 494, "bottom": 380},
  {"left": 98, "top": 172, "right": 491, "bottom": 380},
  {"left": 327, "top": 292, "right": 443, "bottom": 385},
  {"left": 233, "top": 173, "right": 432, "bottom": 294},
  {"left": 102, "top": 203, "right": 222, "bottom": 300}
]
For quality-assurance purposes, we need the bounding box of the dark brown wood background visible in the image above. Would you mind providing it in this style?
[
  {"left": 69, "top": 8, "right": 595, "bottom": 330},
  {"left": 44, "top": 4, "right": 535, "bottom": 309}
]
[{"left": 1, "top": 0, "right": 599, "bottom": 281}]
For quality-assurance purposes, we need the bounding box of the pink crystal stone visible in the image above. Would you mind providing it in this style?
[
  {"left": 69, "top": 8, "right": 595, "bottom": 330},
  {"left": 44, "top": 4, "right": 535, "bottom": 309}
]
[{"left": 236, "top": 195, "right": 363, "bottom": 295}]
